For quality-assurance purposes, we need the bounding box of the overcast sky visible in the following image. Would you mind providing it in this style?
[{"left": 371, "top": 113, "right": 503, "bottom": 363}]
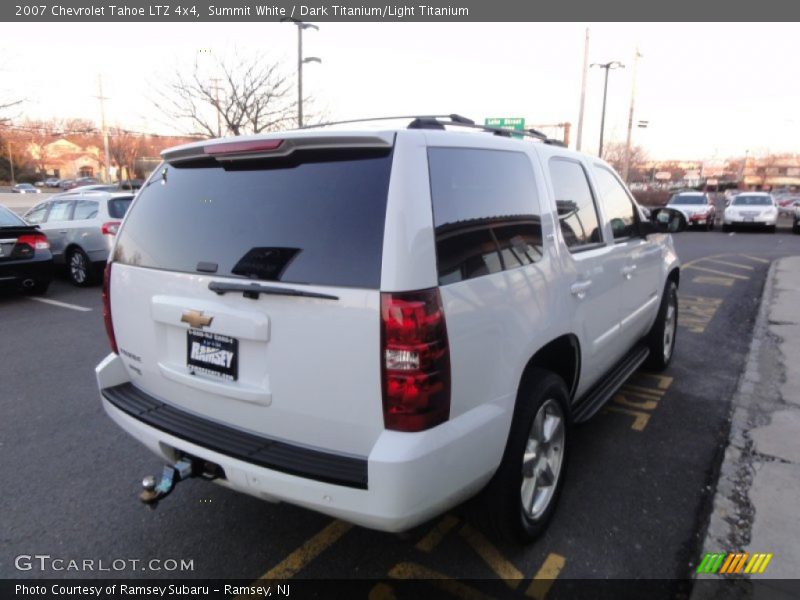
[{"left": 1, "top": 22, "right": 798, "bottom": 160}]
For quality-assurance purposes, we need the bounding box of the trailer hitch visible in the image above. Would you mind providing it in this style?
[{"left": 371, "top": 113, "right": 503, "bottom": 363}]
[{"left": 139, "top": 458, "right": 195, "bottom": 509}]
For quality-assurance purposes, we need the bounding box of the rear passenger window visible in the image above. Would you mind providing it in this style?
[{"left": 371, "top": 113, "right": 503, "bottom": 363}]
[
  {"left": 549, "top": 158, "right": 603, "bottom": 250},
  {"left": 592, "top": 166, "right": 638, "bottom": 240},
  {"left": 73, "top": 200, "right": 98, "bottom": 220},
  {"left": 428, "top": 148, "right": 543, "bottom": 285}
]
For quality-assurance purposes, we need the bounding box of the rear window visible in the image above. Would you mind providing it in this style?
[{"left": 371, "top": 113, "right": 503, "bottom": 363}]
[
  {"left": 0, "top": 206, "right": 24, "bottom": 226},
  {"left": 108, "top": 197, "right": 133, "bottom": 219},
  {"left": 428, "top": 147, "right": 543, "bottom": 285},
  {"left": 113, "top": 149, "right": 393, "bottom": 288}
]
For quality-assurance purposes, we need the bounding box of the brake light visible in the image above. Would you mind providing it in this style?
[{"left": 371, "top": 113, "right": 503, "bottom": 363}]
[
  {"left": 15, "top": 233, "right": 49, "bottom": 251},
  {"left": 102, "top": 262, "right": 118, "bottom": 354},
  {"left": 204, "top": 139, "right": 283, "bottom": 156},
  {"left": 101, "top": 221, "right": 121, "bottom": 236},
  {"left": 381, "top": 288, "right": 451, "bottom": 432}
]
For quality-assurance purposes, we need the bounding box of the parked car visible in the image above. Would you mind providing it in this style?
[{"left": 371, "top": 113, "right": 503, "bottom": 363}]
[
  {"left": 722, "top": 192, "right": 779, "bottom": 232},
  {"left": 22, "top": 191, "right": 134, "bottom": 286},
  {"left": 44, "top": 177, "right": 61, "bottom": 188},
  {"left": 73, "top": 184, "right": 121, "bottom": 192},
  {"left": 0, "top": 204, "right": 53, "bottom": 294},
  {"left": 11, "top": 183, "right": 41, "bottom": 194},
  {"left": 666, "top": 191, "right": 716, "bottom": 230},
  {"left": 59, "top": 179, "right": 76, "bottom": 190},
  {"left": 793, "top": 204, "right": 800, "bottom": 234},
  {"left": 73, "top": 177, "right": 100, "bottom": 187},
  {"left": 96, "top": 117, "right": 686, "bottom": 543}
]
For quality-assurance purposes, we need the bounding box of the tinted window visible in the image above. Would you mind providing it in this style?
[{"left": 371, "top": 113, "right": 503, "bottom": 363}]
[
  {"left": 114, "top": 149, "right": 393, "bottom": 288},
  {"left": 549, "top": 158, "right": 603, "bottom": 250},
  {"left": 73, "top": 200, "right": 99, "bottom": 220},
  {"left": 107, "top": 197, "right": 133, "bottom": 219},
  {"left": 592, "top": 166, "right": 638, "bottom": 239},
  {"left": 46, "top": 200, "right": 74, "bottom": 222},
  {"left": 428, "top": 148, "right": 542, "bottom": 285},
  {"left": 24, "top": 204, "right": 48, "bottom": 225},
  {"left": 0, "top": 206, "right": 25, "bottom": 227}
]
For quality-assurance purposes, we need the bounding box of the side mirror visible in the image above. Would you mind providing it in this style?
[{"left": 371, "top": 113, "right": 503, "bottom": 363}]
[{"left": 642, "top": 207, "right": 687, "bottom": 234}]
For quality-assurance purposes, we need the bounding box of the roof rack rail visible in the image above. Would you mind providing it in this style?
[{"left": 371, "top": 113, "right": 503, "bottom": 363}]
[{"left": 301, "top": 114, "right": 568, "bottom": 146}]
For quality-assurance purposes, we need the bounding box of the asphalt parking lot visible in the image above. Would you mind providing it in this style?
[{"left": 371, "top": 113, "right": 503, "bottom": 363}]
[{"left": 2, "top": 220, "right": 800, "bottom": 598}]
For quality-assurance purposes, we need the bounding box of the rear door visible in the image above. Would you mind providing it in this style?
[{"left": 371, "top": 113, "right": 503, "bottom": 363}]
[{"left": 109, "top": 134, "right": 396, "bottom": 457}]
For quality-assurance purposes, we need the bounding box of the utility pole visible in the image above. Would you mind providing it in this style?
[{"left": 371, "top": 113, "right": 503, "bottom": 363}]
[
  {"left": 283, "top": 18, "right": 320, "bottom": 128},
  {"left": 591, "top": 61, "right": 625, "bottom": 158},
  {"left": 622, "top": 47, "right": 642, "bottom": 183},
  {"left": 210, "top": 77, "right": 223, "bottom": 137},
  {"left": 96, "top": 75, "right": 112, "bottom": 183},
  {"left": 576, "top": 28, "right": 590, "bottom": 152},
  {"left": 7, "top": 140, "right": 15, "bottom": 184}
]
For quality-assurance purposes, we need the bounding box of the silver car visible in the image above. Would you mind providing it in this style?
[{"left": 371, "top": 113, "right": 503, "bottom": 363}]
[{"left": 22, "top": 191, "right": 133, "bottom": 285}]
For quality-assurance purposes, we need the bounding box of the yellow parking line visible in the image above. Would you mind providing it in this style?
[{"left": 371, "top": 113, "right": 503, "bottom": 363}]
[
  {"left": 388, "top": 562, "right": 494, "bottom": 600},
  {"left": 416, "top": 514, "right": 460, "bottom": 553},
  {"left": 459, "top": 524, "right": 524, "bottom": 588},
  {"left": 368, "top": 583, "right": 397, "bottom": 600},
  {"left": 692, "top": 276, "right": 735, "bottom": 287},
  {"left": 703, "top": 258, "right": 754, "bottom": 270},
  {"left": 604, "top": 406, "right": 651, "bottom": 431},
  {"left": 738, "top": 254, "right": 770, "bottom": 264},
  {"left": 683, "top": 264, "right": 749, "bottom": 280},
  {"left": 526, "top": 553, "right": 566, "bottom": 600},
  {"left": 255, "top": 520, "right": 352, "bottom": 580}
]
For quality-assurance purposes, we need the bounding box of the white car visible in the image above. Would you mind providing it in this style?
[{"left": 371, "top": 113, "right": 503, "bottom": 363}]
[
  {"left": 722, "top": 192, "right": 779, "bottom": 232},
  {"left": 96, "top": 116, "right": 685, "bottom": 543},
  {"left": 666, "top": 191, "right": 716, "bottom": 230}
]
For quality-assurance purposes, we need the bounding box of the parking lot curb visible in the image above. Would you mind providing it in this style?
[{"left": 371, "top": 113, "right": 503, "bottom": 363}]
[{"left": 690, "top": 257, "right": 800, "bottom": 599}]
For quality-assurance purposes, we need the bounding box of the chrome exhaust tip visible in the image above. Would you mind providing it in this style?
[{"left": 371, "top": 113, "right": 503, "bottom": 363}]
[{"left": 22, "top": 279, "right": 35, "bottom": 288}]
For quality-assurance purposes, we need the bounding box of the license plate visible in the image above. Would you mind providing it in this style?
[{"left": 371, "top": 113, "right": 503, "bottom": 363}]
[{"left": 187, "top": 329, "right": 238, "bottom": 381}]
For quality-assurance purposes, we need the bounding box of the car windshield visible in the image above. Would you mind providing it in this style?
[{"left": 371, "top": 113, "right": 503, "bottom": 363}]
[
  {"left": 670, "top": 195, "right": 706, "bottom": 205},
  {"left": 0, "top": 206, "right": 25, "bottom": 226},
  {"left": 732, "top": 196, "right": 772, "bottom": 206}
]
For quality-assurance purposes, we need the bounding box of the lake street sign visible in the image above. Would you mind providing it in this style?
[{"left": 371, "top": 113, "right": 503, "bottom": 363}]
[{"left": 485, "top": 117, "right": 525, "bottom": 138}]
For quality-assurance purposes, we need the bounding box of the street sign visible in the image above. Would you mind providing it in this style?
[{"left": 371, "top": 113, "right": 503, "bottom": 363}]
[
  {"left": 485, "top": 117, "right": 525, "bottom": 138},
  {"left": 655, "top": 171, "right": 672, "bottom": 181}
]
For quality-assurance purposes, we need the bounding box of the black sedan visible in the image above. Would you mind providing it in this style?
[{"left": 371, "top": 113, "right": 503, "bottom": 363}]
[{"left": 0, "top": 204, "right": 53, "bottom": 294}]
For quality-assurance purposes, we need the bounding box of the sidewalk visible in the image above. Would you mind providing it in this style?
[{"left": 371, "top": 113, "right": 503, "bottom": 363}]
[{"left": 693, "top": 257, "right": 800, "bottom": 597}]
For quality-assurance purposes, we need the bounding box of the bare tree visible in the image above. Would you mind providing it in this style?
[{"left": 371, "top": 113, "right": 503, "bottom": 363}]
[
  {"left": 153, "top": 51, "right": 300, "bottom": 137},
  {"left": 603, "top": 141, "right": 648, "bottom": 176},
  {"left": 108, "top": 127, "right": 144, "bottom": 181}
]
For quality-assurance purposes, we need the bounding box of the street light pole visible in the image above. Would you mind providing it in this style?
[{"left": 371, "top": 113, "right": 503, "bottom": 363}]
[
  {"left": 591, "top": 61, "right": 624, "bottom": 158},
  {"left": 622, "top": 48, "right": 642, "bottom": 183},
  {"left": 283, "top": 19, "right": 320, "bottom": 128}
]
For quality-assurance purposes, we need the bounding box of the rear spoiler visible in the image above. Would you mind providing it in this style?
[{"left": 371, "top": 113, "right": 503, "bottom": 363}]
[{"left": 162, "top": 134, "right": 394, "bottom": 165}]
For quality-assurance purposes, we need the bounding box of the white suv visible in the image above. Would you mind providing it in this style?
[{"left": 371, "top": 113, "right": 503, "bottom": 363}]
[{"left": 96, "top": 116, "right": 685, "bottom": 543}]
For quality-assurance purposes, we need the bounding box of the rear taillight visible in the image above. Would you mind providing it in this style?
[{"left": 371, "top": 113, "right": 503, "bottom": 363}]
[
  {"left": 15, "top": 233, "right": 50, "bottom": 251},
  {"left": 101, "top": 221, "right": 121, "bottom": 236},
  {"left": 381, "top": 288, "right": 451, "bottom": 432},
  {"left": 102, "top": 262, "right": 118, "bottom": 354}
]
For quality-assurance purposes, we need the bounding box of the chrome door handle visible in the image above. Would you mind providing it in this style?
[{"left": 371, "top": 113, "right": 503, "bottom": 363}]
[
  {"left": 621, "top": 265, "right": 637, "bottom": 279},
  {"left": 570, "top": 280, "right": 592, "bottom": 299}
]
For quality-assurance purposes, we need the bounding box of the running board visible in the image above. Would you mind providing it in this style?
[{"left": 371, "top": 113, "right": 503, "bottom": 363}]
[{"left": 571, "top": 345, "right": 650, "bottom": 424}]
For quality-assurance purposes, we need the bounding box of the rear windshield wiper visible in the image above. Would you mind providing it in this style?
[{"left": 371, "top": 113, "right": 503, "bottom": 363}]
[{"left": 208, "top": 281, "right": 339, "bottom": 301}]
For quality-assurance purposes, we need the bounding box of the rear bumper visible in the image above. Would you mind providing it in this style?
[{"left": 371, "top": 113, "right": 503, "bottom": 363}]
[
  {"left": 96, "top": 353, "right": 508, "bottom": 532},
  {"left": 724, "top": 215, "right": 777, "bottom": 227},
  {"left": 0, "top": 255, "right": 54, "bottom": 288}
]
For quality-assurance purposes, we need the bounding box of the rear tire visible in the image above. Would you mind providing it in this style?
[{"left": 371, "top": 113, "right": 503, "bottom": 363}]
[
  {"left": 643, "top": 280, "right": 678, "bottom": 371},
  {"left": 478, "top": 368, "right": 569, "bottom": 544},
  {"left": 67, "top": 248, "right": 94, "bottom": 286},
  {"left": 767, "top": 225, "right": 776, "bottom": 233}
]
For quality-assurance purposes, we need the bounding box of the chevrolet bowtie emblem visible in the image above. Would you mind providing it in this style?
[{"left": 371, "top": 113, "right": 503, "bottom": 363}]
[{"left": 181, "top": 310, "right": 213, "bottom": 329}]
